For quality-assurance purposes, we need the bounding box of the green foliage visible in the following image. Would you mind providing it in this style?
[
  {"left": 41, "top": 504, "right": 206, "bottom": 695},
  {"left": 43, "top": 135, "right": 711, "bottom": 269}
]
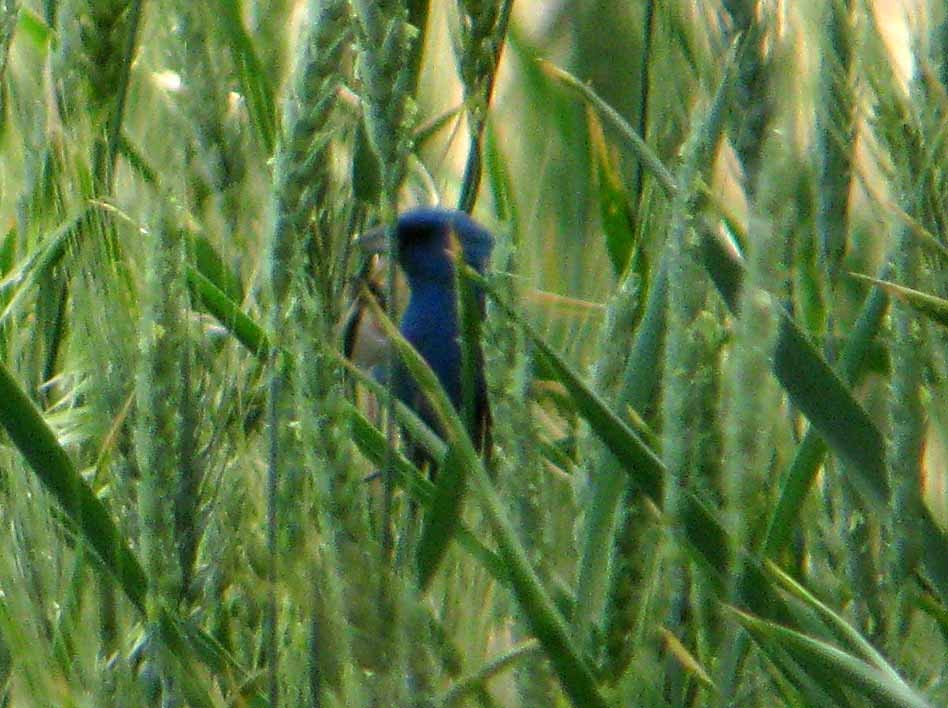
[{"left": 0, "top": 1, "right": 946, "bottom": 706}]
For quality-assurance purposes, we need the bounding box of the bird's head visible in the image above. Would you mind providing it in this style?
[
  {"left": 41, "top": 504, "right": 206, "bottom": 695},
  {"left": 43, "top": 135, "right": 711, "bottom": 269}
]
[{"left": 359, "top": 207, "right": 494, "bottom": 285}]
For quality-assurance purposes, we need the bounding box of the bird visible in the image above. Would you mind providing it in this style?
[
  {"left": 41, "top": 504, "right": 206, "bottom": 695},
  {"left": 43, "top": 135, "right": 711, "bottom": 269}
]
[{"left": 350, "top": 207, "right": 494, "bottom": 461}]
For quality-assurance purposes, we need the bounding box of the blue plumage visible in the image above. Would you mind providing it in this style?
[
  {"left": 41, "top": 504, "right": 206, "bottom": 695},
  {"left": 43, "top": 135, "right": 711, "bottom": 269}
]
[
  {"left": 390, "top": 208, "right": 493, "bottom": 452},
  {"left": 352, "top": 207, "right": 494, "bottom": 455}
]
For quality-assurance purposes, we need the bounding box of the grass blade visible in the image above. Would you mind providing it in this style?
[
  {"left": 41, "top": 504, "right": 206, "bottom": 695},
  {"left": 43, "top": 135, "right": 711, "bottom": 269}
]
[
  {"left": 185, "top": 266, "right": 271, "bottom": 358},
  {"left": 765, "top": 562, "right": 906, "bottom": 680},
  {"left": 362, "top": 293, "right": 608, "bottom": 708},
  {"left": 416, "top": 442, "right": 468, "bottom": 590},
  {"left": 730, "top": 607, "right": 930, "bottom": 708},
  {"left": 0, "top": 208, "right": 92, "bottom": 327},
  {"left": 213, "top": 0, "right": 277, "bottom": 154},
  {"left": 0, "top": 361, "right": 147, "bottom": 613},
  {"left": 919, "top": 508, "right": 948, "bottom": 606},
  {"left": 700, "top": 229, "right": 890, "bottom": 510},
  {"left": 345, "top": 400, "right": 510, "bottom": 583},
  {"left": 850, "top": 272, "right": 948, "bottom": 329},
  {"left": 764, "top": 285, "right": 890, "bottom": 555},
  {"left": 588, "top": 107, "right": 636, "bottom": 276}
]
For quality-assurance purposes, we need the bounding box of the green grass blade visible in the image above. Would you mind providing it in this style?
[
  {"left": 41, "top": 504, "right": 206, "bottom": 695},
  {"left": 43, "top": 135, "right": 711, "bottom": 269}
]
[
  {"left": 771, "top": 315, "right": 888, "bottom": 508},
  {"left": 850, "top": 272, "right": 948, "bottom": 329},
  {"left": 335, "top": 351, "right": 446, "bottom": 460},
  {"left": 531, "top": 323, "right": 664, "bottom": 495},
  {"left": 0, "top": 361, "right": 147, "bottom": 612},
  {"left": 764, "top": 285, "right": 890, "bottom": 556},
  {"left": 186, "top": 230, "right": 244, "bottom": 303},
  {"left": 750, "top": 639, "right": 850, "bottom": 708},
  {"left": 438, "top": 640, "right": 542, "bottom": 706},
  {"left": 765, "top": 562, "right": 906, "bottom": 680},
  {"left": 213, "top": 0, "right": 277, "bottom": 154},
  {"left": 344, "top": 400, "right": 510, "bottom": 584},
  {"left": 0, "top": 208, "right": 92, "bottom": 326},
  {"left": 416, "top": 442, "right": 468, "bottom": 590},
  {"left": 700, "top": 229, "right": 890, "bottom": 510},
  {"left": 473, "top": 266, "right": 664, "bottom": 498},
  {"left": 363, "top": 294, "right": 608, "bottom": 708},
  {"left": 541, "top": 60, "right": 678, "bottom": 195},
  {"left": 588, "top": 107, "right": 636, "bottom": 276},
  {"left": 730, "top": 607, "right": 930, "bottom": 708},
  {"left": 185, "top": 266, "right": 271, "bottom": 358}
]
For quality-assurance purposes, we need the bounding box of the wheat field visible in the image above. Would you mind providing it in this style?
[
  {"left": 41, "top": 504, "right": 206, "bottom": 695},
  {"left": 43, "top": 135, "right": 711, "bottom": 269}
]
[{"left": 0, "top": 1, "right": 945, "bottom": 706}]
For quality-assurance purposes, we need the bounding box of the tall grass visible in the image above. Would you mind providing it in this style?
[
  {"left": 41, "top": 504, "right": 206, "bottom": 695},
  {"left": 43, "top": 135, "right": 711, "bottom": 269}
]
[{"left": 0, "top": 1, "right": 946, "bottom": 705}]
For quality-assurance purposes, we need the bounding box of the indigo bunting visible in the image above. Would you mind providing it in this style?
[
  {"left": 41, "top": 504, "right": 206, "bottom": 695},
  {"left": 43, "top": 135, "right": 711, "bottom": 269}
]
[{"left": 353, "top": 207, "right": 494, "bottom": 455}]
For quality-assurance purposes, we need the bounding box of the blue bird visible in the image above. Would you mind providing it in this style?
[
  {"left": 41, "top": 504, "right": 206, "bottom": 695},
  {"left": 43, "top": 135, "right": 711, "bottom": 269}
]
[{"left": 351, "top": 207, "right": 494, "bottom": 458}]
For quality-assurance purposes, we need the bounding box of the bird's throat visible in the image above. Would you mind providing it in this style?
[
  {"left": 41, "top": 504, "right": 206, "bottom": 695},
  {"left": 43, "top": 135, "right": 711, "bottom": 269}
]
[{"left": 401, "top": 280, "right": 460, "bottom": 343}]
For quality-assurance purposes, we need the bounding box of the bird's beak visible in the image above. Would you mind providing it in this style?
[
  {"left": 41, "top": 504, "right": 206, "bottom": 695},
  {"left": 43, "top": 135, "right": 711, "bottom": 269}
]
[{"left": 355, "top": 224, "right": 391, "bottom": 254}]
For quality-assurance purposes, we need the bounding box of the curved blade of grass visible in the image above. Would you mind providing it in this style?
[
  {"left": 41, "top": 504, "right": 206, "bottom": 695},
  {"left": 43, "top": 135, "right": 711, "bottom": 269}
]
[
  {"left": 699, "top": 228, "right": 890, "bottom": 510},
  {"left": 0, "top": 361, "right": 263, "bottom": 700},
  {"left": 186, "top": 231, "right": 245, "bottom": 303},
  {"left": 729, "top": 607, "right": 930, "bottom": 708},
  {"left": 344, "top": 400, "right": 509, "bottom": 584},
  {"left": 467, "top": 266, "right": 657, "bottom": 488},
  {"left": 186, "top": 266, "right": 271, "bottom": 358},
  {"left": 771, "top": 313, "right": 889, "bottom": 508},
  {"left": 438, "top": 640, "right": 542, "bottom": 706},
  {"left": 213, "top": 0, "right": 276, "bottom": 154},
  {"left": 0, "top": 361, "right": 147, "bottom": 613},
  {"left": 540, "top": 60, "right": 678, "bottom": 195},
  {"left": 588, "top": 107, "right": 636, "bottom": 276},
  {"left": 753, "top": 640, "right": 851, "bottom": 708},
  {"left": 479, "top": 275, "right": 664, "bottom": 497},
  {"left": 659, "top": 626, "right": 717, "bottom": 692},
  {"left": 0, "top": 207, "right": 93, "bottom": 326},
  {"left": 335, "top": 351, "right": 446, "bottom": 461},
  {"left": 765, "top": 562, "right": 907, "bottom": 682},
  {"left": 118, "top": 133, "right": 160, "bottom": 186},
  {"left": 416, "top": 441, "right": 468, "bottom": 590},
  {"left": 413, "top": 102, "right": 465, "bottom": 149},
  {"left": 363, "top": 294, "right": 608, "bottom": 708},
  {"left": 849, "top": 272, "right": 948, "bottom": 329},
  {"left": 764, "top": 282, "right": 890, "bottom": 555}
]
